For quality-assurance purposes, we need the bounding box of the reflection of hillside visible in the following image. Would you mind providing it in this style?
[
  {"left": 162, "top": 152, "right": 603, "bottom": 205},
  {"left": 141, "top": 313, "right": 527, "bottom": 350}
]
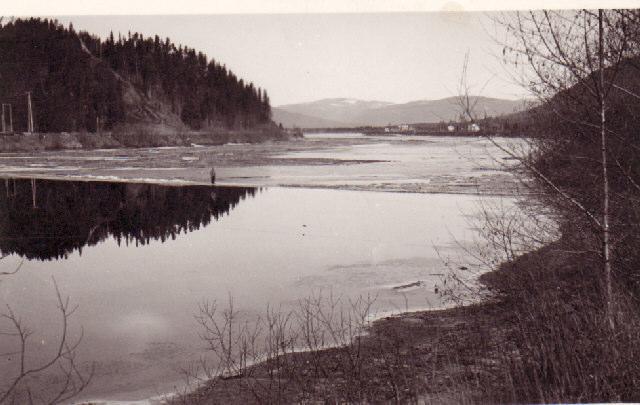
[{"left": 0, "top": 178, "right": 257, "bottom": 261}]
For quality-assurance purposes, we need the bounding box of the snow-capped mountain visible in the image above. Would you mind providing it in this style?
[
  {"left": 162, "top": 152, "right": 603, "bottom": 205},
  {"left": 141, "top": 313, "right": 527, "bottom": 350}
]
[{"left": 272, "top": 96, "right": 527, "bottom": 128}]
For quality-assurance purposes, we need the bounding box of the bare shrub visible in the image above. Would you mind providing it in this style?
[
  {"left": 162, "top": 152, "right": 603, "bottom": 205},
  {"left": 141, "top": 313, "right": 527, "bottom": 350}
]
[
  {"left": 181, "top": 292, "right": 397, "bottom": 403},
  {"left": 0, "top": 263, "right": 93, "bottom": 404}
]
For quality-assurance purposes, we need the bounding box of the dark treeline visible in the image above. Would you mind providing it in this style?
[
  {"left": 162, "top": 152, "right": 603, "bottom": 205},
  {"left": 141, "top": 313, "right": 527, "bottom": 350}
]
[
  {"left": 0, "top": 18, "right": 272, "bottom": 133},
  {"left": 0, "top": 18, "right": 125, "bottom": 133},
  {"left": 0, "top": 178, "right": 257, "bottom": 260}
]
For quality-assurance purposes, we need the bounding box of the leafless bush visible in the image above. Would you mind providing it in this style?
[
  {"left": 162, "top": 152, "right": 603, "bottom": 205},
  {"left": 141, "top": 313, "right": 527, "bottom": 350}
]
[
  {"left": 483, "top": 241, "right": 640, "bottom": 403},
  {"left": 434, "top": 193, "right": 559, "bottom": 308},
  {"left": 181, "top": 291, "right": 387, "bottom": 403},
  {"left": 0, "top": 261, "right": 93, "bottom": 404},
  {"left": 188, "top": 294, "right": 295, "bottom": 402},
  {"left": 293, "top": 291, "right": 376, "bottom": 402}
]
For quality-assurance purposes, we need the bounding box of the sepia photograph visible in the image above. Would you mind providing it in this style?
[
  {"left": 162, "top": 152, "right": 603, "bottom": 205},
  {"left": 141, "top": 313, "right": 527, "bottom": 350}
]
[{"left": 2, "top": 0, "right": 640, "bottom": 403}]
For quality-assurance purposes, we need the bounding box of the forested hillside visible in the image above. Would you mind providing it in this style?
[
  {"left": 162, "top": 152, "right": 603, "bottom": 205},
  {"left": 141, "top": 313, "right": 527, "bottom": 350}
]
[{"left": 0, "top": 18, "right": 273, "bottom": 135}]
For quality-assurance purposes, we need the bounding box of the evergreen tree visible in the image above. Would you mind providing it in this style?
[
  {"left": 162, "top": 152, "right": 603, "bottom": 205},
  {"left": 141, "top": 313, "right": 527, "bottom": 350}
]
[{"left": 0, "top": 18, "right": 273, "bottom": 133}]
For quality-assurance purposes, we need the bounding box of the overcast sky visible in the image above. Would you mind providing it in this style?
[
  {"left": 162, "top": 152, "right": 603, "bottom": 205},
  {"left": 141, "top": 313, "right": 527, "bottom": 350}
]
[{"left": 54, "top": 13, "right": 526, "bottom": 106}]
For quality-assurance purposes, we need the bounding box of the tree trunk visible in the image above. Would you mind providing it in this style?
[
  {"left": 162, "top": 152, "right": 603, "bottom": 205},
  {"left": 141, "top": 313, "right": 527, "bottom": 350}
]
[{"left": 599, "top": 9, "right": 614, "bottom": 330}]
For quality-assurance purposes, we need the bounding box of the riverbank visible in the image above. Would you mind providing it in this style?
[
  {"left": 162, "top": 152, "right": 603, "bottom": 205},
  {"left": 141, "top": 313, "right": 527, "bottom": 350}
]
[
  {"left": 173, "top": 301, "right": 508, "bottom": 404},
  {"left": 172, "top": 231, "right": 640, "bottom": 404},
  {"left": 0, "top": 125, "right": 295, "bottom": 152}
]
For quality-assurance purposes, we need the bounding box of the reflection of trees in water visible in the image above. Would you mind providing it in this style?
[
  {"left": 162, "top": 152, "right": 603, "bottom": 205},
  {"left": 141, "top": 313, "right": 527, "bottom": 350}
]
[{"left": 0, "top": 178, "right": 257, "bottom": 261}]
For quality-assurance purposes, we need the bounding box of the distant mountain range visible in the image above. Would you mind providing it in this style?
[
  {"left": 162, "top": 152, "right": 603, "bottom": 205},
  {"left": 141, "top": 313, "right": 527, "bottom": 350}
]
[
  {"left": 273, "top": 97, "right": 527, "bottom": 128},
  {"left": 270, "top": 109, "right": 346, "bottom": 129}
]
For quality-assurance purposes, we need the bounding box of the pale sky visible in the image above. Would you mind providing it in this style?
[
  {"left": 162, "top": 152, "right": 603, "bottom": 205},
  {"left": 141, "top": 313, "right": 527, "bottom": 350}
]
[{"left": 53, "top": 13, "right": 527, "bottom": 106}]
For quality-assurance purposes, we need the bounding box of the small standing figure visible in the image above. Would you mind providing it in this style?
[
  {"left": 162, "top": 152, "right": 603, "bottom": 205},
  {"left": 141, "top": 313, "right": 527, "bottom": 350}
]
[{"left": 210, "top": 167, "right": 216, "bottom": 184}]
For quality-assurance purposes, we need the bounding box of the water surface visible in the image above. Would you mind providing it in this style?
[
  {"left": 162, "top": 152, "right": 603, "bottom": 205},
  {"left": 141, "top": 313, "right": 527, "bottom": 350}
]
[{"left": 0, "top": 134, "right": 519, "bottom": 401}]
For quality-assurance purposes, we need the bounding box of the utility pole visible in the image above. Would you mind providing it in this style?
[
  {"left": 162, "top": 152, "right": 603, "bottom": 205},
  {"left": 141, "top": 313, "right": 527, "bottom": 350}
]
[
  {"left": 26, "top": 91, "right": 34, "bottom": 133},
  {"left": 31, "top": 178, "right": 37, "bottom": 209},
  {"left": 0, "top": 104, "right": 11, "bottom": 133}
]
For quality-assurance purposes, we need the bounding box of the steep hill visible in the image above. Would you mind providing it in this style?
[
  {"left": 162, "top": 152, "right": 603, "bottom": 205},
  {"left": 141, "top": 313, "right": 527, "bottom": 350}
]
[
  {"left": 0, "top": 18, "right": 279, "bottom": 143},
  {"left": 274, "top": 96, "right": 526, "bottom": 128}
]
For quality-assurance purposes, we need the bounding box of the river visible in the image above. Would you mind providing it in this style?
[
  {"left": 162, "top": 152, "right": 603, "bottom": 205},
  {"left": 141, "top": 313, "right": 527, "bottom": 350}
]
[{"left": 0, "top": 133, "right": 525, "bottom": 402}]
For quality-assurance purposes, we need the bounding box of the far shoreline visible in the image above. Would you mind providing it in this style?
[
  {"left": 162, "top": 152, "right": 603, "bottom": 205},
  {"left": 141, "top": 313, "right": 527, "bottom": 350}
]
[{"left": 0, "top": 126, "right": 299, "bottom": 153}]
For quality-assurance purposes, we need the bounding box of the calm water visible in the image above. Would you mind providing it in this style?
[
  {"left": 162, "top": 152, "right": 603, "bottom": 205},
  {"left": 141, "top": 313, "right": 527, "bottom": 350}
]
[{"left": 0, "top": 134, "right": 519, "bottom": 401}]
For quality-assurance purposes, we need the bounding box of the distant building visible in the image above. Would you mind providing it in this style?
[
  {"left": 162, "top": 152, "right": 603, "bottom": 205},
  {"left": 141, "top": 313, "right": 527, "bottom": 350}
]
[
  {"left": 468, "top": 123, "right": 481, "bottom": 132},
  {"left": 447, "top": 125, "right": 456, "bottom": 132},
  {"left": 399, "top": 124, "right": 411, "bottom": 132}
]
